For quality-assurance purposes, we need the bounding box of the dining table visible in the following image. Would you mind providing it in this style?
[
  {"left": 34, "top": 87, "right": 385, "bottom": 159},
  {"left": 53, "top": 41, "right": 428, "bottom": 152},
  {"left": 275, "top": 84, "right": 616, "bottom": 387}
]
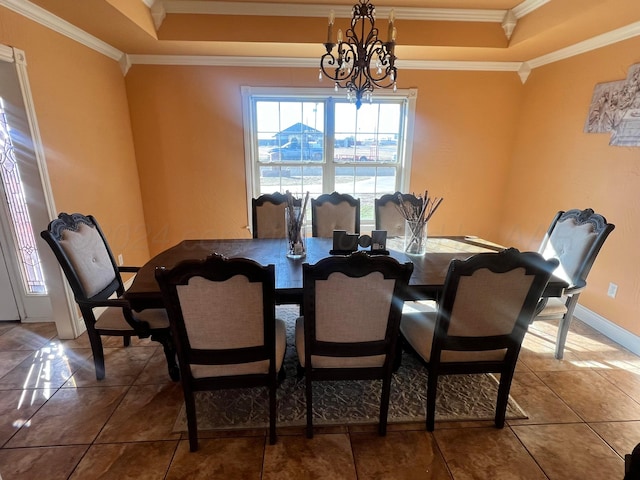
[{"left": 124, "top": 235, "right": 569, "bottom": 311}]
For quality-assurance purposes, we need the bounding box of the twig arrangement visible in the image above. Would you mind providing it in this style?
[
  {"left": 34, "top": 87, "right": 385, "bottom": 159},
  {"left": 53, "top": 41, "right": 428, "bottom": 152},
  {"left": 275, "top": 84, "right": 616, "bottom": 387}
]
[
  {"left": 396, "top": 190, "right": 444, "bottom": 254},
  {"left": 285, "top": 190, "right": 309, "bottom": 257}
]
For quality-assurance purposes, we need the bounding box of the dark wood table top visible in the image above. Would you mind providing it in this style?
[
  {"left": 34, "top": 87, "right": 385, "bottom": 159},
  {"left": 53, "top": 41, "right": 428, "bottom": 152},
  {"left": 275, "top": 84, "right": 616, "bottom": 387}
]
[{"left": 125, "top": 236, "right": 568, "bottom": 310}]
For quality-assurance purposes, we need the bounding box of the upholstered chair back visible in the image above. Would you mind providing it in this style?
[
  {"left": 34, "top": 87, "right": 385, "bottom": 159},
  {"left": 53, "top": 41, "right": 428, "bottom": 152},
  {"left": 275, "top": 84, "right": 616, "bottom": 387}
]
[
  {"left": 175, "top": 274, "right": 285, "bottom": 378},
  {"left": 538, "top": 209, "right": 613, "bottom": 287},
  {"left": 41, "top": 212, "right": 122, "bottom": 302},
  {"left": 58, "top": 221, "right": 117, "bottom": 298},
  {"left": 311, "top": 192, "right": 360, "bottom": 237},
  {"left": 375, "top": 192, "right": 423, "bottom": 237},
  {"left": 440, "top": 267, "right": 537, "bottom": 362},
  {"left": 252, "top": 193, "right": 301, "bottom": 239},
  {"left": 296, "top": 271, "right": 396, "bottom": 368}
]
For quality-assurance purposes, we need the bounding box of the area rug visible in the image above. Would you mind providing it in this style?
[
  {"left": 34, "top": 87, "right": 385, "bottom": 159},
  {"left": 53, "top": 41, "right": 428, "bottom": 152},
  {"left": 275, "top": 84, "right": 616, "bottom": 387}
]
[{"left": 172, "top": 306, "right": 527, "bottom": 432}]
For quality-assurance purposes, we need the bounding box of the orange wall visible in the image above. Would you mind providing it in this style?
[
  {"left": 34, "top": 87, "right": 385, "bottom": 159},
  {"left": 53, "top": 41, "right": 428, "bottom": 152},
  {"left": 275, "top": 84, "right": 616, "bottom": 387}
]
[
  {"left": 501, "top": 37, "right": 640, "bottom": 336},
  {"left": 0, "top": 7, "right": 151, "bottom": 268},
  {"left": 125, "top": 65, "right": 523, "bottom": 256},
  {"left": 5, "top": 5, "right": 637, "bottom": 337}
]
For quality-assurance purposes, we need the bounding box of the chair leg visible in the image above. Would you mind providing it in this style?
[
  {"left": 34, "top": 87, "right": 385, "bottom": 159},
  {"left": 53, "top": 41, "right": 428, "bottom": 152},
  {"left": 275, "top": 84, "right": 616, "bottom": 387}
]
[
  {"left": 426, "top": 369, "right": 438, "bottom": 432},
  {"left": 269, "top": 378, "right": 277, "bottom": 445},
  {"left": 378, "top": 375, "right": 392, "bottom": 436},
  {"left": 495, "top": 370, "right": 515, "bottom": 429},
  {"left": 123, "top": 335, "right": 131, "bottom": 347},
  {"left": 86, "top": 328, "right": 106, "bottom": 381},
  {"left": 305, "top": 372, "right": 314, "bottom": 439},
  {"left": 152, "top": 331, "right": 180, "bottom": 381},
  {"left": 555, "top": 295, "right": 579, "bottom": 360},
  {"left": 392, "top": 340, "right": 403, "bottom": 372},
  {"left": 184, "top": 390, "right": 198, "bottom": 452}
]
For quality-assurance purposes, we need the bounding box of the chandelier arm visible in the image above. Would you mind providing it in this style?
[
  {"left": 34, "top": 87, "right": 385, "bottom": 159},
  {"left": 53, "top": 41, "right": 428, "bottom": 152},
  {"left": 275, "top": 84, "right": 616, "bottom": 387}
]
[{"left": 318, "top": 0, "right": 398, "bottom": 109}]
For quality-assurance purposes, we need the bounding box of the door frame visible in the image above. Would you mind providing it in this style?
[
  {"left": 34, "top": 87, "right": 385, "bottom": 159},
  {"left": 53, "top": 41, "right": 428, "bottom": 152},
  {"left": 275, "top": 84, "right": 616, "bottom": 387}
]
[{"left": 2, "top": 46, "right": 79, "bottom": 338}]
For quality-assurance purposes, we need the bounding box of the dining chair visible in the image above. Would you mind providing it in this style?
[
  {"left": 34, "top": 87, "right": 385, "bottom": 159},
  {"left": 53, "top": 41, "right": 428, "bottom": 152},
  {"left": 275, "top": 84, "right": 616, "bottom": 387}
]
[
  {"left": 375, "top": 191, "right": 423, "bottom": 237},
  {"left": 400, "top": 248, "right": 558, "bottom": 431},
  {"left": 295, "top": 251, "right": 413, "bottom": 438},
  {"left": 534, "top": 208, "right": 615, "bottom": 359},
  {"left": 40, "top": 212, "right": 178, "bottom": 381},
  {"left": 311, "top": 191, "right": 360, "bottom": 237},
  {"left": 252, "top": 192, "right": 301, "bottom": 239},
  {"left": 155, "top": 253, "right": 287, "bottom": 450}
]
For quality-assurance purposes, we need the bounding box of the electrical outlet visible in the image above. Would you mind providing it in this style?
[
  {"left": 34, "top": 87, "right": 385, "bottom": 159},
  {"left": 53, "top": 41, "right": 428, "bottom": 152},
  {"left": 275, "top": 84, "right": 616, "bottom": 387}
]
[
  {"left": 607, "top": 282, "right": 618, "bottom": 298},
  {"left": 117, "top": 254, "right": 124, "bottom": 266}
]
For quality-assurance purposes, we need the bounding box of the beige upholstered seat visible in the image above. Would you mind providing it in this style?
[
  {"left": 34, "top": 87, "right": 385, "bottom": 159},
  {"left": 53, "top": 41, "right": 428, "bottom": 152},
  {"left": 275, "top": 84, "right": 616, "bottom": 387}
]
[
  {"left": 311, "top": 192, "right": 360, "bottom": 237},
  {"left": 375, "top": 191, "right": 423, "bottom": 237},
  {"left": 534, "top": 208, "right": 615, "bottom": 359},
  {"left": 40, "top": 212, "right": 177, "bottom": 381},
  {"left": 295, "top": 252, "right": 413, "bottom": 438},
  {"left": 252, "top": 192, "right": 301, "bottom": 239},
  {"left": 400, "top": 248, "right": 558, "bottom": 431},
  {"left": 155, "top": 254, "right": 286, "bottom": 450}
]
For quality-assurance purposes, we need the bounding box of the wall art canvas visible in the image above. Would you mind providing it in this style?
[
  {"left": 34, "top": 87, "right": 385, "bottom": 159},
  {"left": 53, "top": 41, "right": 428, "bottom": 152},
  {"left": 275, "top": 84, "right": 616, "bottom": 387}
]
[{"left": 584, "top": 63, "right": 640, "bottom": 146}]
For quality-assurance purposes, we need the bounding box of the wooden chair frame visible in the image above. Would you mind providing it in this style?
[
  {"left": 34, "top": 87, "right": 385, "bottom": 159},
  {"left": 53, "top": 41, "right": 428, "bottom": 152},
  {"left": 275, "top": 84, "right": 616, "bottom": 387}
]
[
  {"left": 155, "top": 254, "right": 281, "bottom": 450},
  {"left": 536, "top": 208, "right": 615, "bottom": 359},
  {"left": 40, "top": 212, "right": 178, "bottom": 381},
  {"left": 299, "top": 252, "right": 413, "bottom": 437},
  {"left": 402, "top": 248, "right": 558, "bottom": 431}
]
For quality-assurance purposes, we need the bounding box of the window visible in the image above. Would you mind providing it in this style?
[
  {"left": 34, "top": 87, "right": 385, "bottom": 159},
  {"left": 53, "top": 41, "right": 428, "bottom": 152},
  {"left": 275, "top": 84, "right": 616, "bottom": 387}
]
[{"left": 242, "top": 87, "right": 417, "bottom": 231}]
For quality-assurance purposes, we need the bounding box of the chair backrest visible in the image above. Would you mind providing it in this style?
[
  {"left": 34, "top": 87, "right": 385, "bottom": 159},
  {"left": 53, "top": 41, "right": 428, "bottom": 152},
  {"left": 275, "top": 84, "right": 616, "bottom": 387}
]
[
  {"left": 375, "top": 192, "right": 423, "bottom": 236},
  {"left": 155, "top": 254, "right": 277, "bottom": 380},
  {"left": 538, "top": 208, "right": 615, "bottom": 288},
  {"left": 311, "top": 192, "right": 360, "bottom": 237},
  {"left": 433, "top": 248, "right": 558, "bottom": 364},
  {"left": 252, "top": 192, "right": 301, "bottom": 239},
  {"left": 302, "top": 252, "right": 413, "bottom": 369},
  {"left": 40, "top": 212, "right": 122, "bottom": 302}
]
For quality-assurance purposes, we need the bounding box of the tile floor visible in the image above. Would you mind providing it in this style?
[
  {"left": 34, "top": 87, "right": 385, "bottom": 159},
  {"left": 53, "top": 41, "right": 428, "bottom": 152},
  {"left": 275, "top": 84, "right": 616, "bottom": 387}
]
[{"left": 0, "top": 315, "right": 638, "bottom": 479}]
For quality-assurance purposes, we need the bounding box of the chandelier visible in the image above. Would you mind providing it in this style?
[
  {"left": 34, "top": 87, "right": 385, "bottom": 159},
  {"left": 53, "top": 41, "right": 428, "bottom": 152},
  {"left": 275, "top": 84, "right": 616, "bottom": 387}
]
[{"left": 319, "top": 0, "right": 397, "bottom": 109}]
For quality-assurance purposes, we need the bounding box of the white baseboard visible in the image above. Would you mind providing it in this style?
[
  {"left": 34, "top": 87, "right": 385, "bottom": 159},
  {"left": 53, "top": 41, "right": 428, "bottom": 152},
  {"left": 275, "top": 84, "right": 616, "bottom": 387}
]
[{"left": 574, "top": 304, "right": 640, "bottom": 356}]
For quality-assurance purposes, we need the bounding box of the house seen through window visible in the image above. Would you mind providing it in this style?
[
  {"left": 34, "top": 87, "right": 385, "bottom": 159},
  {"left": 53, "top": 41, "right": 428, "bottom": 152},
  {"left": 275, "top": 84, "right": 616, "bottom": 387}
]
[{"left": 243, "top": 87, "right": 417, "bottom": 232}]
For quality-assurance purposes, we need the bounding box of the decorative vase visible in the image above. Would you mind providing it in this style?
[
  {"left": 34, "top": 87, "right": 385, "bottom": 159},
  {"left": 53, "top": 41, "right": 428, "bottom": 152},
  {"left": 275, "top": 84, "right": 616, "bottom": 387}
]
[
  {"left": 404, "top": 219, "right": 427, "bottom": 255},
  {"left": 285, "top": 207, "right": 306, "bottom": 259}
]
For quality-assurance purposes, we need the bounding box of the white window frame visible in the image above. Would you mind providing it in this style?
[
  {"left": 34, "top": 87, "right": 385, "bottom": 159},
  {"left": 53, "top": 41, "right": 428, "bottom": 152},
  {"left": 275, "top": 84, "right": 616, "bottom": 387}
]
[{"left": 241, "top": 86, "right": 417, "bottom": 233}]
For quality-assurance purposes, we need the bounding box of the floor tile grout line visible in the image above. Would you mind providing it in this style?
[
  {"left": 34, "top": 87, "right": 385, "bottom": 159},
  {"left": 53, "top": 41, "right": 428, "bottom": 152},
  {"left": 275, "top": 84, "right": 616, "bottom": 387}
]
[{"left": 509, "top": 424, "right": 552, "bottom": 479}]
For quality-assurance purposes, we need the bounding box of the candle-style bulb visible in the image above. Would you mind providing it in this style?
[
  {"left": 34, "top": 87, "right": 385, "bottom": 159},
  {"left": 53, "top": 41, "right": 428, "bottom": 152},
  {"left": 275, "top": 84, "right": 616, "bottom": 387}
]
[
  {"left": 337, "top": 29, "right": 343, "bottom": 43},
  {"left": 329, "top": 10, "right": 335, "bottom": 25},
  {"left": 387, "top": 10, "right": 395, "bottom": 42},
  {"left": 391, "top": 26, "right": 397, "bottom": 41}
]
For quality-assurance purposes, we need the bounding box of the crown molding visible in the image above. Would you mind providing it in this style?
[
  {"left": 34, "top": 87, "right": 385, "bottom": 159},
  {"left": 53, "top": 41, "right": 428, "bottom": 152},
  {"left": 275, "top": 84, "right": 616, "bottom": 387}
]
[
  {"left": 399, "top": 60, "right": 522, "bottom": 72},
  {"left": 0, "top": 0, "right": 124, "bottom": 62},
  {"left": 527, "top": 20, "right": 640, "bottom": 69},
  {"left": 512, "top": 0, "right": 550, "bottom": 19},
  {"left": 163, "top": 1, "right": 506, "bottom": 22},
  {"left": 128, "top": 54, "right": 523, "bottom": 72},
  {"left": 7, "top": 0, "right": 640, "bottom": 78}
]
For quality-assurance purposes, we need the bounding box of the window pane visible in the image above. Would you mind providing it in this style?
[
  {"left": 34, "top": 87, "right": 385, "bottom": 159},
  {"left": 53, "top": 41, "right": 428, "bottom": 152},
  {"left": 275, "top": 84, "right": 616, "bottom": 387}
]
[
  {"left": 256, "top": 100, "right": 324, "bottom": 163},
  {"left": 334, "top": 102, "right": 400, "bottom": 164}
]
